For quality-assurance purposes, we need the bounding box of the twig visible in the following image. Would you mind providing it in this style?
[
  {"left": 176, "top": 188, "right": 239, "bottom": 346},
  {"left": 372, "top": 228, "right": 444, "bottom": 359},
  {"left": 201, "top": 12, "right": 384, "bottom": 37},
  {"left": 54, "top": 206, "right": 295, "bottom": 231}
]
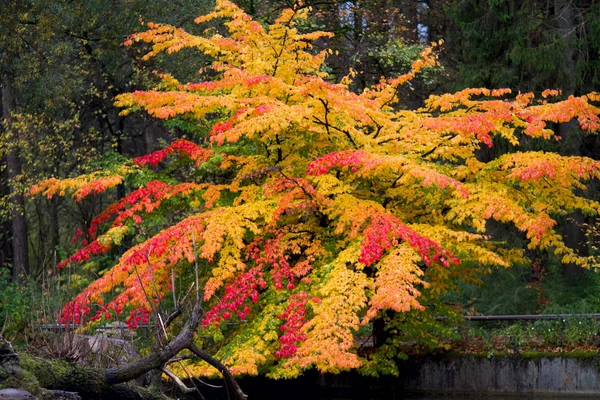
[
  {"left": 165, "top": 354, "right": 196, "bottom": 364},
  {"left": 271, "top": 9, "right": 297, "bottom": 76},
  {"left": 177, "top": 358, "right": 223, "bottom": 390},
  {"left": 164, "top": 309, "right": 182, "bottom": 328},
  {"left": 161, "top": 367, "right": 198, "bottom": 395},
  {"left": 132, "top": 255, "right": 165, "bottom": 344},
  {"left": 0, "top": 312, "right": 8, "bottom": 337},
  {"left": 188, "top": 343, "right": 248, "bottom": 400},
  {"left": 171, "top": 269, "right": 177, "bottom": 308},
  {"left": 178, "top": 282, "right": 195, "bottom": 307},
  {"left": 315, "top": 97, "right": 358, "bottom": 148},
  {"left": 421, "top": 134, "right": 458, "bottom": 158},
  {"left": 192, "top": 232, "right": 200, "bottom": 304}
]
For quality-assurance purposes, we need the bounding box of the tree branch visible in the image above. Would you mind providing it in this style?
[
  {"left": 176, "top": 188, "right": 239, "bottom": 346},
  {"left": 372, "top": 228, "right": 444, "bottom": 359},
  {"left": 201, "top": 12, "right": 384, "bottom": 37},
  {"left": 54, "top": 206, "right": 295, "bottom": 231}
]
[
  {"left": 161, "top": 367, "right": 199, "bottom": 396},
  {"left": 187, "top": 343, "right": 247, "bottom": 400},
  {"left": 103, "top": 301, "right": 203, "bottom": 385}
]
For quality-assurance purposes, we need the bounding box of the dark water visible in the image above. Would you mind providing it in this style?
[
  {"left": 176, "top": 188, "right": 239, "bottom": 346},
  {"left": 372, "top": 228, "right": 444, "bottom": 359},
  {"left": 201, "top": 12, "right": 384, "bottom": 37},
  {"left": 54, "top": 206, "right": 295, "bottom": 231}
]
[
  {"left": 335, "top": 396, "right": 593, "bottom": 400},
  {"left": 203, "top": 375, "right": 598, "bottom": 400},
  {"left": 238, "top": 390, "right": 599, "bottom": 400},
  {"left": 225, "top": 388, "right": 597, "bottom": 400},
  {"left": 403, "top": 397, "right": 596, "bottom": 399},
  {"left": 323, "top": 396, "right": 597, "bottom": 400},
  {"left": 204, "top": 386, "right": 597, "bottom": 400}
]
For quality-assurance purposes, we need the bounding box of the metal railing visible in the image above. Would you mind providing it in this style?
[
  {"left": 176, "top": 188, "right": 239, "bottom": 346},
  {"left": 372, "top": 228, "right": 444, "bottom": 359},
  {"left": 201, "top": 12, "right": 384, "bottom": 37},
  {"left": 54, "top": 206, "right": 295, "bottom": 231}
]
[
  {"left": 463, "top": 313, "right": 600, "bottom": 321},
  {"left": 37, "top": 313, "right": 600, "bottom": 331}
]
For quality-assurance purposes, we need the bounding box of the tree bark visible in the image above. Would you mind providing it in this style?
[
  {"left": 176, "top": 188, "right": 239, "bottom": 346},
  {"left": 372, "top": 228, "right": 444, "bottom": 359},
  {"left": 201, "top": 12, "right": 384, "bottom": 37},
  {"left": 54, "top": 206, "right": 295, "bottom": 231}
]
[
  {"left": 553, "top": 0, "right": 587, "bottom": 277},
  {"left": 2, "top": 79, "right": 29, "bottom": 281}
]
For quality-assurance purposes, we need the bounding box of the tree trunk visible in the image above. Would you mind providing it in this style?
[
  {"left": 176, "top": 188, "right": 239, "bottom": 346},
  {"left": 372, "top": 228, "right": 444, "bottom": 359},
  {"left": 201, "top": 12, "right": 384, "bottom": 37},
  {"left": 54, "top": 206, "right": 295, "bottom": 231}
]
[
  {"left": 553, "top": 0, "right": 577, "bottom": 147},
  {"left": 2, "top": 79, "right": 29, "bottom": 281},
  {"left": 553, "top": 0, "right": 586, "bottom": 277}
]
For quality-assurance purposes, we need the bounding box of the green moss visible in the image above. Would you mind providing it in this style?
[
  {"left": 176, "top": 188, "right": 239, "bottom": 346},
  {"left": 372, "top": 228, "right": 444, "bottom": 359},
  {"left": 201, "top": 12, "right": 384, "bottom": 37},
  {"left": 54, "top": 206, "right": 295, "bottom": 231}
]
[
  {"left": 19, "top": 354, "right": 107, "bottom": 393},
  {"left": 0, "top": 361, "right": 42, "bottom": 395},
  {"left": 2, "top": 351, "right": 170, "bottom": 400},
  {"left": 518, "top": 350, "right": 598, "bottom": 360},
  {"left": 410, "top": 350, "right": 600, "bottom": 362}
]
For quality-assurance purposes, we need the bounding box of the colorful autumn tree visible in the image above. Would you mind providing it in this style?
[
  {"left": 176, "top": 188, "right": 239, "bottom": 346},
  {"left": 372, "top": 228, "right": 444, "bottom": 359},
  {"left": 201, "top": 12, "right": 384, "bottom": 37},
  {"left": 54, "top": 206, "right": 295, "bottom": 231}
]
[{"left": 30, "top": 0, "right": 600, "bottom": 383}]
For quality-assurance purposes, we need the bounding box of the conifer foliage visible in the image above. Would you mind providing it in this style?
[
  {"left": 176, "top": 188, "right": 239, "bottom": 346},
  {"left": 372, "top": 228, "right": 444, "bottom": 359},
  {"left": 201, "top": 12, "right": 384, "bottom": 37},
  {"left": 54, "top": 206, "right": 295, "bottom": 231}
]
[{"left": 31, "top": 0, "right": 600, "bottom": 378}]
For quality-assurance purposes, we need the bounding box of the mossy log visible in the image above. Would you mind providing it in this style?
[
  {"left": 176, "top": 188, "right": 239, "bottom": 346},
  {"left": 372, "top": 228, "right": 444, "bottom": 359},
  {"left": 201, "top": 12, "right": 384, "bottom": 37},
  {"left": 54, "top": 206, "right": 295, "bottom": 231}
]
[
  {"left": 2, "top": 353, "right": 167, "bottom": 400},
  {"left": 1, "top": 303, "right": 247, "bottom": 400}
]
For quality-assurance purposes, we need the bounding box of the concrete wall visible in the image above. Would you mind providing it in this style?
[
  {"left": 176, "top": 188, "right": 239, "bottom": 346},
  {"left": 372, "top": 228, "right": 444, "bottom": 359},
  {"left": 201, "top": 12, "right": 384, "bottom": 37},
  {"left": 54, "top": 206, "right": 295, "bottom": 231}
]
[
  {"left": 234, "top": 356, "right": 600, "bottom": 398},
  {"left": 403, "top": 356, "right": 600, "bottom": 394}
]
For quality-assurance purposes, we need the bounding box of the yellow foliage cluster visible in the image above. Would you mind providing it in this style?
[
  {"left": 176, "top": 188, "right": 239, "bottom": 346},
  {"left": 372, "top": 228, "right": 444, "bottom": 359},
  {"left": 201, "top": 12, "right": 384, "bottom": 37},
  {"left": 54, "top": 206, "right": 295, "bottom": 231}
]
[
  {"left": 29, "top": 166, "right": 134, "bottom": 201},
  {"left": 282, "top": 248, "right": 368, "bottom": 375}
]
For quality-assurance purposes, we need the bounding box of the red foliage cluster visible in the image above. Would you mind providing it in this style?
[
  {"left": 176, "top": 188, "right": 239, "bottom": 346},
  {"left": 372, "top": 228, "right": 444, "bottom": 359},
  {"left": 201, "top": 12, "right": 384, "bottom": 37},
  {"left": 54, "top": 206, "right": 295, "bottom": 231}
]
[
  {"left": 208, "top": 103, "right": 272, "bottom": 141},
  {"left": 62, "top": 181, "right": 208, "bottom": 268},
  {"left": 275, "top": 292, "right": 308, "bottom": 358},
  {"left": 88, "top": 180, "right": 171, "bottom": 239},
  {"left": 71, "top": 228, "right": 84, "bottom": 245},
  {"left": 262, "top": 177, "right": 299, "bottom": 196},
  {"left": 249, "top": 234, "right": 295, "bottom": 290},
  {"left": 244, "top": 75, "right": 271, "bottom": 87},
  {"left": 59, "top": 301, "right": 91, "bottom": 325},
  {"left": 422, "top": 114, "right": 498, "bottom": 147},
  {"left": 516, "top": 161, "right": 557, "bottom": 180},
  {"left": 61, "top": 297, "right": 152, "bottom": 329},
  {"left": 134, "top": 138, "right": 213, "bottom": 167},
  {"left": 359, "top": 212, "right": 458, "bottom": 267},
  {"left": 62, "top": 180, "right": 212, "bottom": 270},
  {"left": 125, "top": 307, "right": 151, "bottom": 328},
  {"left": 58, "top": 240, "right": 111, "bottom": 268},
  {"left": 210, "top": 121, "right": 233, "bottom": 136},
  {"left": 306, "top": 150, "right": 369, "bottom": 175},
  {"left": 202, "top": 268, "right": 266, "bottom": 327},
  {"left": 266, "top": 183, "right": 320, "bottom": 233}
]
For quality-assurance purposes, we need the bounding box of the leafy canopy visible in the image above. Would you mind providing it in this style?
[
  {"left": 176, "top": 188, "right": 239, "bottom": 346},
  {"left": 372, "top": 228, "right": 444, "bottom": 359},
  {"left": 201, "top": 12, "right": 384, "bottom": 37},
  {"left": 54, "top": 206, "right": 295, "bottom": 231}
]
[{"left": 31, "top": 0, "right": 600, "bottom": 378}]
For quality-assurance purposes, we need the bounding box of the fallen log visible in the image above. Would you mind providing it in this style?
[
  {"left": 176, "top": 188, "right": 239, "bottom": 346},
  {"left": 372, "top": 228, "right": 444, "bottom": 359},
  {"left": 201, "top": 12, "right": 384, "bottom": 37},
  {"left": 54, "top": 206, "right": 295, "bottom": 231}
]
[{"left": 1, "top": 302, "right": 247, "bottom": 400}]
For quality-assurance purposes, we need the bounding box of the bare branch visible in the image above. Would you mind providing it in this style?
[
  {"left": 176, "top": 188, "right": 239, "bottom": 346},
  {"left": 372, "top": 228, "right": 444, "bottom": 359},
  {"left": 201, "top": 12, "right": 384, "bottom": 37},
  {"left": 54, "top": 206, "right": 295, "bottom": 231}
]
[
  {"left": 191, "top": 231, "right": 200, "bottom": 304},
  {"left": 188, "top": 343, "right": 248, "bottom": 400},
  {"left": 164, "top": 309, "right": 182, "bottom": 328},
  {"left": 161, "top": 367, "right": 199, "bottom": 395},
  {"left": 103, "top": 301, "right": 203, "bottom": 384}
]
